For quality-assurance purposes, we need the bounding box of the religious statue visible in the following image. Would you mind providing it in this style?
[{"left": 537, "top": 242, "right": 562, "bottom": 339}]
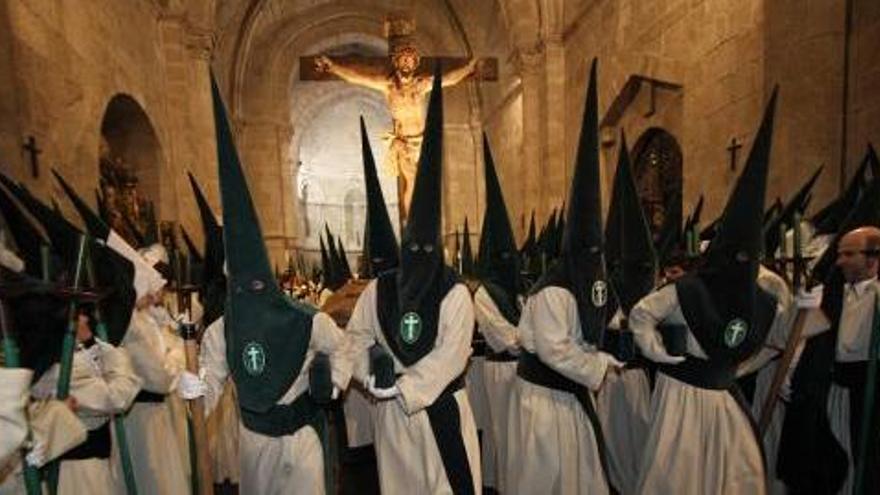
[
  {"left": 97, "top": 136, "right": 157, "bottom": 246},
  {"left": 313, "top": 13, "right": 480, "bottom": 222}
]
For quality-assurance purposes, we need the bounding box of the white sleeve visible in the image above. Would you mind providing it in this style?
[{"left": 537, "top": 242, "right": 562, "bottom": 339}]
[
  {"left": 530, "top": 287, "right": 609, "bottom": 391},
  {"left": 397, "top": 284, "right": 474, "bottom": 414},
  {"left": 628, "top": 285, "right": 680, "bottom": 360},
  {"left": 342, "top": 282, "right": 379, "bottom": 385},
  {"left": 122, "top": 313, "right": 182, "bottom": 394},
  {"left": 309, "top": 312, "right": 350, "bottom": 390},
  {"left": 200, "top": 318, "right": 230, "bottom": 415},
  {"left": 474, "top": 286, "right": 519, "bottom": 353},
  {"left": 73, "top": 343, "right": 143, "bottom": 415}
]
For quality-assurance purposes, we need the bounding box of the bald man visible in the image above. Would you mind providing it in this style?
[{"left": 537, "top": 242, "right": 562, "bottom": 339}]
[
  {"left": 827, "top": 226, "right": 880, "bottom": 493},
  {"left": 780, "top": 226, "right": 880, "bottom": 494}
]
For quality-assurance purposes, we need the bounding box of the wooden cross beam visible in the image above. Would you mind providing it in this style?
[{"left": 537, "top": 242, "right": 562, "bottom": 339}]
[
  {"left": 299, "top": 55, "right": 498, "bottom": 82},
  {"left": 727, "top": 137, "right": 743, "bottom": 171},
  {"left": 22, "top": 135, "right": 41, "bottom": 179}
]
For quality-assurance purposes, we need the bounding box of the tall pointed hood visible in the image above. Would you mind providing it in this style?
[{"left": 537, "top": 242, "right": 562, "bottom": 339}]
[
  {"left": 52, "top": 170, "right": 164, "bottom": 299},
  {"left": 359, "top": 116, "right": 399, "bottom": 277},
  {"left": 336, "top": 237, "right": 352, "bottom": 280},
  {"left": 0, "top": 181, "right": 47, "bottom": 277},
  {"left": 322, "top": 225, "right": 345, "bottom": 290},
  {"left": 477, "top": 134, "right": 521, "bottom": 323},
  {"left": 521, "top": 210, "right": 537, "bottom": 255},
  {"left": 374, "top": 64, "right": 459, "bottom": 367},
  {"left": 187, "top": 172, "right": 226, "bottom": 327},
  {"left": 531, "top": 58, "right": 607, "bottom": 344},
  {"left": 764, "top": 164, "right": 823, "bottom": 255},
  {"left": 812, "top": 145, "right": 876, "bottom": 235},
  {"left": 0, "top": 175, "right": 136, "bottom": 345},
  {"left": 605, "top": 132, "right": 657, "bottom": 315},
  {"left": 212, "top": 73, "right": 314, "bottom": 414},
  {"left": 678, "top": 88, "right": 779, "bottom": 361},
  {"left": 461, "top": 216, "right": 475, "bottom": 277}
]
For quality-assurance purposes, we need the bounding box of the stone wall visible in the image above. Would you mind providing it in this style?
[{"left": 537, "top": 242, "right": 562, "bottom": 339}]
[{"left": 0, "top": 0, "right": 217, "bottom": 248}]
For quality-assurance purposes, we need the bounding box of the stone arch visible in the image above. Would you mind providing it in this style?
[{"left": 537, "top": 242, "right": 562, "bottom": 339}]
[
  {"left": 99, "top": 94, "right": 165, "bottom": 203},
  {"left": 630, "top": 127, "right": 683, "bottom": 243}
]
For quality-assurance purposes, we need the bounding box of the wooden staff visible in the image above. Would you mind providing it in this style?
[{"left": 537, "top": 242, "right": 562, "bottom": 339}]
[
  {"left": 47, "top": 234, "right": 88, "bottom": 494},
  {"left": 758, "top": 214, "right": 809, "bottom": 435},
  {"left": 173, "top": 238, "right": 214, "bottom": 495}
]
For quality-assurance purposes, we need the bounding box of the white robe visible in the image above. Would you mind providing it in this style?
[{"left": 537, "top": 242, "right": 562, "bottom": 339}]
[
  {"left": 1, "top": 399, "right": 93, "bottom": 495},
  {"left": 200, "top": 313, "right": 348, "bottom": 495},
  {"left": 595, "top": 310, "right": 651, "bottom": 495},
  {"left": 506, "top": 287, "right": 611, "bottom": 495},
  {"left": 30, "top": 341, "right": 142, "bottom": 495},
  {"left": 629, "top": 284, "right": 784, "bottom": 495},
  {"left": 473, "top": 286, "right": 520, "bottom": 493},
  {"left": 120, "top": 307, "right": 190, "bottom": 494},
  {"left": 343, "top": 281, "right": 482, "bottom": 494}
]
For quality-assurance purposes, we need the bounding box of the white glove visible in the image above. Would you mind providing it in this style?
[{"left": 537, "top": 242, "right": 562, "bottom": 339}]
[
  {"left": 596, "top": 351, "right": 625, "bottom": 370},
  {"left": 178, "top": 369, "right": 208, "bottom": 400},
  {"left": 331, "top": 386, "right": 341, "bottom": 401},
  {"left": 795, "top": 285, "right": 823, "bottom": 309},
  {"left": 366, "top": 374, "right": 400, "bottom": 400},
  {"left": 641, "top": 346, "right": 687, "bottom": 365},
  {"left": 25, "top": 440, "right": 47, "bottom": 467}
]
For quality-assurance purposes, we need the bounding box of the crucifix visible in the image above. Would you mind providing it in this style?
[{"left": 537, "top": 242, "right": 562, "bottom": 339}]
[
  {"left": 727, "top": 137, "right": 743, "bottom": 171},
  {"left": 22, "top": 135, "right": 41, "bottom": 179},
  {"left": 299, "top": 12, "right": 497, "bottom": 225}
]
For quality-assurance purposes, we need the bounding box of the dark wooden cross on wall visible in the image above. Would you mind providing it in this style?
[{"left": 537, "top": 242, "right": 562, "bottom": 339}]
[
  {"left": 727, "top": 137, "right": 743, "bottom": 171},
  {"left": 22, "top": 135, "right": 41, "bottom": 179}
]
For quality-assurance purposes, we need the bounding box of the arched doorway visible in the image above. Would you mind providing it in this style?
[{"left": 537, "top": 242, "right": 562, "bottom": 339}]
[
  {"left": 291, "top": 41, "right": 398, "bottom": 263},
  {"left": 97, "top": 94, "right": 164, "bottom": 246},
  {"left": 630, "top": 128, "right": 683, "bottom": 243}
]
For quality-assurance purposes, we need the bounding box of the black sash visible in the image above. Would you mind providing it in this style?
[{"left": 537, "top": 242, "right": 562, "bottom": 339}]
[
  {"left": 239, "top": 391, "right": 322, "bottom": 437},
  {"left": 134, "top": 390, "right": 166, "bottom": 403},
  {"left": 423, "top": 375, "right": 474, "bottom": 495},
  {"left": 516, "top": 352, "right": 612, "bottom": 490},
  {"left": 485, "top": 350, "right": 518, "bottom": 362},
  {"left": 60, "top": 422, "right": 111, "bottom": 461}
]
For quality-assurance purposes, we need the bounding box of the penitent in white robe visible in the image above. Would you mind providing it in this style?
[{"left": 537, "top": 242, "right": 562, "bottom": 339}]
[
  {"left": 120, "top": 307, "right": 190, "bottom": 495},
  {"left": 343, "top": 281, "right": 482, "bottom": 494},
  {"left": 473, "top": 285, "right": 519, "bottom": 493},
  {"left": 506, "top": 287, "right": 611, "bottom": 495},
  {"left": 30, "top": 341, "right": 142, "bottom": 495},
  {"left": 595, "top": 310, "right": 651, "bottom": 495},
  {"left": 629, "top": 284, "right": 784, "bottom": 495},
  {"left": 200, "top": 313, "right": 348, "bottom": 495}
]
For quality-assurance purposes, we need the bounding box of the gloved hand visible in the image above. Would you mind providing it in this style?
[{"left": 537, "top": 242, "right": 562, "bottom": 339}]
[
  {"left": 640, "top": 345, "right": 687, "bottom": 365},
  {"left": 178, "top": 369, "right": 208, "bottom": 400},
  {"left": 596, "top": 351, "right": 625, "bottom": 370},
  {"left": 366, "top": 374, "right": 400, "bottom": 400},
  {"left": 25, "top": 440, "right": 47, "bottom": 468},
  {"left": 332, "top": 386, "right": 341, "bottom": 401},
  {"left": 795, "top": 285, "right": 823, "bottom": 309}
]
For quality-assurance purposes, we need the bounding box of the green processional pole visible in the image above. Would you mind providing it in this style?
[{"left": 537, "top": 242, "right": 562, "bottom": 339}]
[
  {"left": 83, "top": 256, "right": 138, "bottom": 495},
  {"left": 46, "top": 234, "right": 88, "bottom": 495}
]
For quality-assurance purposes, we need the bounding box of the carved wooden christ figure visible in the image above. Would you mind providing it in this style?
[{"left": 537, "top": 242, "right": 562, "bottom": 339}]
[{"left": 301, "top": 13, "right": 497, "bottom": 223}]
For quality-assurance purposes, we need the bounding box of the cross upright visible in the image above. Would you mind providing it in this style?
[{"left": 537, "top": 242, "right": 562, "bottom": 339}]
[
  {"left": 727, "top": 137, "right": 743, "bottom": 171},
  {"left": 247, "top": 345, "right": 262, "bottom": 371},
  {"left": 22, "top": 135, "right": 41, "bottom": 178},
  {"left": 402, "top": 313, "right": 420, "bottom": 341}
]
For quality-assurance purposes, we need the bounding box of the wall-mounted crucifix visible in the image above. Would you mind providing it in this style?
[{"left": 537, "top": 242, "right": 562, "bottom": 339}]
[
  {"left": 727, "top": 137, "right": 743, "bottom": 171},
  {"left": 22, "top": 135, "right": 41, "bottom": 179}
]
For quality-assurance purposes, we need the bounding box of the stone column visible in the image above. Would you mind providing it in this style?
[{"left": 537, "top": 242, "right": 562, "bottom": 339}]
[{"left": 515, "top": 46, "right": 546, "bottom": 224}]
